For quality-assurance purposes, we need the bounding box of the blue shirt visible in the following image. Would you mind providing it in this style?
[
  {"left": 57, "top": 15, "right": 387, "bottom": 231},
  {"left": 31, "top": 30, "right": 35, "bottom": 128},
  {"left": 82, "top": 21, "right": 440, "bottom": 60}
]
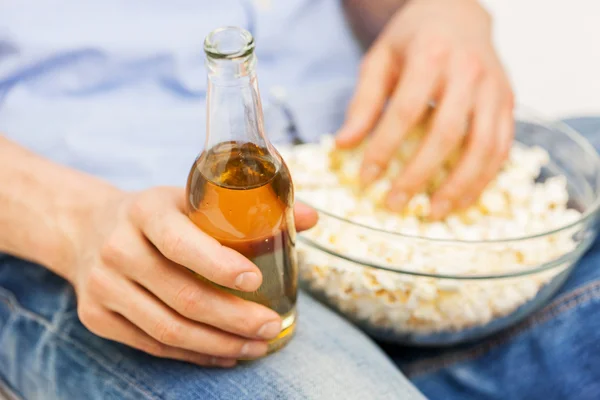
[{"left": 0, "top": 0, "right": 362, "bottom": 189}]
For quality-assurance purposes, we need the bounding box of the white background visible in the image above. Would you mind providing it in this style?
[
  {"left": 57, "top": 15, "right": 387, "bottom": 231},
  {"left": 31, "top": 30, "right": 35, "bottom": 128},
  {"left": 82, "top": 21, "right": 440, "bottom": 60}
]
[{"left": 482, "top": 0, "right": 599, "bottom": 118}]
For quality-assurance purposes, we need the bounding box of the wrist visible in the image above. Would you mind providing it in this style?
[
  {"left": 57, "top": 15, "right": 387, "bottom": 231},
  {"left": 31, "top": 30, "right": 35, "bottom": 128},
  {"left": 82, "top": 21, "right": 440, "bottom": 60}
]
[
  {"left": 0, "top": 136, "right": 123, "bottom": 282},
  {"left": 343, "top": 0, "right": 410, "bottom": 47},
  {"left": 52, "top": 175, "right": 124, "bottom": 283}
]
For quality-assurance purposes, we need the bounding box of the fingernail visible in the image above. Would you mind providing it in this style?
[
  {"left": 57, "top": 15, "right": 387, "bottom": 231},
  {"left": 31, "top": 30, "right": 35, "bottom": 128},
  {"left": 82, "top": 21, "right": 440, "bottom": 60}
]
[
  {"left": 235, "top": 272, "right": 261, "bottom": 291},
  {"left": 386, "top": 192, "right": 408, "bottom": 212},
  {"left": 432, "top": 199, "right": 452, "bottom": 219},
  {"left": 257, "top": 320, "right": 282, "bottom": 339},
  {"left": 240, "top": 341, "right": 268, "bottom": 359},
  {"left": 360, "top": 164, "right": 382, "bottom": 184}
]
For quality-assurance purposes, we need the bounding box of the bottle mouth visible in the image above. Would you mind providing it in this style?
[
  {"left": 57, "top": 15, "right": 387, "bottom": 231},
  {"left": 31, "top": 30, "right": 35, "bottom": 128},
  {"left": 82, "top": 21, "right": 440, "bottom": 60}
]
[{"left": 204, "top": 26, "right": 255, "bottom": 60}]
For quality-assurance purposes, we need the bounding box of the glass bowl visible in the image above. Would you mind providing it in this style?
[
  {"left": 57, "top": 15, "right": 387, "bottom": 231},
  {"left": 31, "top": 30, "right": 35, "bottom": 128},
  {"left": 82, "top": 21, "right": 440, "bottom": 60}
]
[{"left": 291, "top": 108, "right": 600, "bottom": 346}]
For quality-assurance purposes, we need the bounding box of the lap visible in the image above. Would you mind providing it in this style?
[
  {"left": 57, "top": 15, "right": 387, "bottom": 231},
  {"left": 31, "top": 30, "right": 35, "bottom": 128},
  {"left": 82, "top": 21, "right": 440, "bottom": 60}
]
[{"left": 0, "top": 255, "right": 423, "bottom": 400}]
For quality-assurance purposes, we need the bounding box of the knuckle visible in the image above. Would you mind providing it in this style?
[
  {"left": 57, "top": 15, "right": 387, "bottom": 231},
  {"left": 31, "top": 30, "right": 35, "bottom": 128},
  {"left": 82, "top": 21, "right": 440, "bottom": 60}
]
[
  {"left": 204, "top": 249, "right": 225, "bottom": 272},
  {"left": 128, "top": 195, "right": 150, "bottom": 223},
  {"left": 128, "top": 189, "right": 165, "bottom": 225},
  {"left": 99, "top": 232, "right": 128, "bottom": 266},
  {"left": 199, "top": 251, "right": 233, "bottom": 284},
  {"left": 391, "top": 181, "right": 411, "bottom": 195},
  {"left": 198, "top": 332, "right": 246, "bottom": 358},
  {"left": 460, "top": 53, "right": 484, "bottom": 82},
  {"left": 77, "top": 303, "right": 104, "bottom": 332},
  {"left": 139, "top": 340, "right": 167, "bottom": 358},
  {"left": 474, "top": 134, "right": 495, "bottom": 156},
  {"left": 153, "top": 318, "right": 184, "bottom": 346},
  {"left": 451, "top": 170, "right": 478, "bottom": 195},
  {"left": 392, "top": 173, "right": 419, "bottom": 194},
  {"left": 86, "top": 266, "right": 111, "bottom": 299},
  {"left": 174, "top": 284, "right": 202, "bottom": 316},
  {"left": 221, "top": 339, "right": 247, "bottom": 358},
  {"left": 395, "top": 101, "right": 420, "bottom": 123},
  {"left": 243, "top": 318, "right": 263, "bottom": 337},
  {"left": 439, "top": 183, "right": 464, "bottom": 200},
  {"left": 438, "top": 129, "right": 458, "bottom": 147},
  {"left": 159, "top": 229, "right": 186, "bottom": 259},
  {"left": 364, "top": 146, "right": 389, "bottom": 168},
  {"left": 230, "top": 306, "right": 263, "bottom": 336},
  {"left": 418, "top": 38, "right": 449, "bottom": 65}
]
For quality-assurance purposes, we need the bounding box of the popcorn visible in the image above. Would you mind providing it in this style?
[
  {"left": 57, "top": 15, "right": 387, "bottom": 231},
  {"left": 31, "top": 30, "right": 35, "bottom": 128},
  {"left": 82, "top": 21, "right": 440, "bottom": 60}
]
[
  {"left": 282, "top": 134, "right": 583, "bottom": 336},
  {"left": 405, "top": 193, "right": 431, "bottom": 218},
  {"left": 478, "top": 188, "right": 508, "bottom": 215},
  {"left": 420, "top": 222, "right": 452, "bottom": 240},
  {"left": 544, "top": 176, "right": 570, "bottom": 208},
  {"left": 364, "top": 179, "right": 391, "bottom": 206}
]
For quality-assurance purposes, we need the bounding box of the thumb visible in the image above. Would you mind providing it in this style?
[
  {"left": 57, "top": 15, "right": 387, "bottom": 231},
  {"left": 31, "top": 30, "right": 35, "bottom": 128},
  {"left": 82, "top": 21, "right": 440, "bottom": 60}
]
[{"left": 293, "top": 203, "right": 318, "bottom": 232}]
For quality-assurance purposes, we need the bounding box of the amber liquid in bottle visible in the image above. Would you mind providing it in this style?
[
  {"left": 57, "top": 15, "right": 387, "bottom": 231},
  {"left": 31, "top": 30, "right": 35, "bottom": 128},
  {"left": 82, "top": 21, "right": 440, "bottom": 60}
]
[
  {"left": 187, "top": 141, "right": 297, "bottom": 353},
  {"left": 185, "top": 26, "right": 299, "bottom": 355}
]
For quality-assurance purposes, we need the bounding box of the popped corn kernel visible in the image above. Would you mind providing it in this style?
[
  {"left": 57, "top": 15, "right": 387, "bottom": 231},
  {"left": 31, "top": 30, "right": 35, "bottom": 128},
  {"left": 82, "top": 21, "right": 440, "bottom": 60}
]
[{"left": 287, "top": 134, "right": 582, "bottom": 336}]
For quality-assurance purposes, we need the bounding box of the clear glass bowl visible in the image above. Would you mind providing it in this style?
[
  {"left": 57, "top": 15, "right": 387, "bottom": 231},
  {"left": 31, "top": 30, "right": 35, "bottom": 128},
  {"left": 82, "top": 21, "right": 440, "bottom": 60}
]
[{"left": 295, "top": 108, "right": 600, "bottom": 346}]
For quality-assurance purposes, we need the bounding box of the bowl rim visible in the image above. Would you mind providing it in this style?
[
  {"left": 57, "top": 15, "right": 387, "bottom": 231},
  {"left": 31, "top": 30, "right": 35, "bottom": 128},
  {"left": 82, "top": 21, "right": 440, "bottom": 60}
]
[{"left": 293, "top": 106, "right": 600, "bottom": 279}]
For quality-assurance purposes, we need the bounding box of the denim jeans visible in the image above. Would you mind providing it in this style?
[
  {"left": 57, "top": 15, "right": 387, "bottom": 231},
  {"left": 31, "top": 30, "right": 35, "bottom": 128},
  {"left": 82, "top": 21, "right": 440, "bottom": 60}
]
[{"left": 0, "top": 254, "right": 424, "bottom": 400}]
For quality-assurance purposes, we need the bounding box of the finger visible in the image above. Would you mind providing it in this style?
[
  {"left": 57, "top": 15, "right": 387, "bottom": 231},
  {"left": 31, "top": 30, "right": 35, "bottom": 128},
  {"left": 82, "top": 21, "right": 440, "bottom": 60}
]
[
  {"left": 336, "top": 44, "right": 399, "bottom": 148},
  {"left": 113, "top": 233, "right": 282, "bottom": 340},
  {"left": 100, "top": 269, "right": 269, "bottom": 359},
  {"left": 457, "top": 105, "right": 514, "bottom": 210},
  {"left": 294, "top": 202, "right": 318, "bottom": 231},
  {"left": 430, "top": 79, "right": 501, "bottom": 218},
  {"left": 359, "top": 50, "right": 443, "bottom": 184},
  {"left": 386, "top": 67, "right": 479, "bottom": 211},
  {"left": 138, "top": 207, "right": 262, "bottom": 292},
  {"left": 82, "top": 307, "right": 237, "bottom": 368}
]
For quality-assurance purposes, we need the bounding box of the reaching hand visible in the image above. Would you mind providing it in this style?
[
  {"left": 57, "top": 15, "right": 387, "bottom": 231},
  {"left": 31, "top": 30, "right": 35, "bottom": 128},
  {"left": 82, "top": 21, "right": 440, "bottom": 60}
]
[{"left": 336, "top": 0, "right": 514, "bottom": 219}]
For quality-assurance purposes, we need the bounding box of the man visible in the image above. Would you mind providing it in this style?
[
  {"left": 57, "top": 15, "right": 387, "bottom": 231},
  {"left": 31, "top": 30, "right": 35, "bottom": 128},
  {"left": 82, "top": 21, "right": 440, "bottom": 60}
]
[{"left": 1, "top": 0, "right": 598, "bottom": 399}]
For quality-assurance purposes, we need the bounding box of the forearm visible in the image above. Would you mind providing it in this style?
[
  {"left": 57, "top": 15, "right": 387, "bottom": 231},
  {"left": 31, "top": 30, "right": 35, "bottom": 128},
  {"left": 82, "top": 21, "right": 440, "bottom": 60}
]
[
  {"left": 342, "top": 0, "right": 482, "bottom": 48},
  {"left": 0, "top": 135, "right": 119, "bottom": 280},
  {"left": 342, "top": 0, "right": 409, "bottom": 47}
]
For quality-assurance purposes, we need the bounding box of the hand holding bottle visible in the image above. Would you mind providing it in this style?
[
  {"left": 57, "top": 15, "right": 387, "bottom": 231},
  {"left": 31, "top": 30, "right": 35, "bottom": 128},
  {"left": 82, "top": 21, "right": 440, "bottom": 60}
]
[
  {"left": 336, "top": 0, "right": 514, "bottom": 219},
  {"left": 64, "top": 186, "right": 317, "bottom": 368}
]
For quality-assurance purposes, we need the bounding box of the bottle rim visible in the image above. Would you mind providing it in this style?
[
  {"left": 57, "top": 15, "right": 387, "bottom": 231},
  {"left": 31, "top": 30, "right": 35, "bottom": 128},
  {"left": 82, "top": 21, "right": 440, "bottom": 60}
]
[{"left": 204, "top": 26, "right": 255, "bottom": 60}]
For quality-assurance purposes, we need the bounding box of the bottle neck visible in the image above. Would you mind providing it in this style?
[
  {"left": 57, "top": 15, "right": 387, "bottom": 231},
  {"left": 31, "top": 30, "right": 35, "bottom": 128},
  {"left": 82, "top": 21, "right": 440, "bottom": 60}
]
[
  {"left": 202, "top": 26, "right": 275, "bottom": 156},
  {"left": 204, "top": 54, "right": 270, "bottom": 151}
]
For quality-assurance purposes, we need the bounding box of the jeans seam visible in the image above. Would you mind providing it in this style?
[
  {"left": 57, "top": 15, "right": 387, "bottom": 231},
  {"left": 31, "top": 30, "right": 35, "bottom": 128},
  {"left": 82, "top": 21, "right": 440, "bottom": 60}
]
[
  {"left": 55, "top": 334, "right": 161, "bottom": 400},
  {"left": 404, "top": 279, "right": 600, "bottom": 378},
  {"left": 0, "top": 287, "right": 53, "bottom": 327},
  {"left": 0, "top": 287, "right": 162, "bottom": 400}
]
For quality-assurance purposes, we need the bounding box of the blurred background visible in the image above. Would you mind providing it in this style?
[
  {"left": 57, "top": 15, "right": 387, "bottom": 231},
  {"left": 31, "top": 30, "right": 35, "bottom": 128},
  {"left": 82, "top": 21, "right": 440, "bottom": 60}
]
[{"left": 482, "top": 0, "right": 599, "bottom": 118}]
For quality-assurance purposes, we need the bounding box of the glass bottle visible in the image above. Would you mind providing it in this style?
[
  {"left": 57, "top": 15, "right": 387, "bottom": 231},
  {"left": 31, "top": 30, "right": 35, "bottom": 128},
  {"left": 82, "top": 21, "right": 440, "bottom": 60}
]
[{"left": 186, "top": 26, "right": 297, "bottom": 355}]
